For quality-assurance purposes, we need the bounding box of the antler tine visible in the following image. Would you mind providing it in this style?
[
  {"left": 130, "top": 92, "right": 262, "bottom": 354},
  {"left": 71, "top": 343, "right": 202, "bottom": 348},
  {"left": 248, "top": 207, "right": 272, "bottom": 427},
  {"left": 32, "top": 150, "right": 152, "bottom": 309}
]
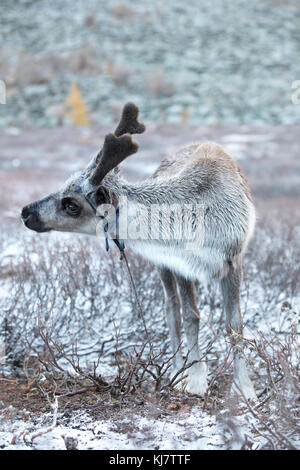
[
  {"left": 89, "top": 103, "right": 145, "bottom": 186},
  {"left": 114, "top": 102, "right": 146, "bottom": 137},
  {"left": 89, "top": 133, "right": 138, "bottom": 186}
]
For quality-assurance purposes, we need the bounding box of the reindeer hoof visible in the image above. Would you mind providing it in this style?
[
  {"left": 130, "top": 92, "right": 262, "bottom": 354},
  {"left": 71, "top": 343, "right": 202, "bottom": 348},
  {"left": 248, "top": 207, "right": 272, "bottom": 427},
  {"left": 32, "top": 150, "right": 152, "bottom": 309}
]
[
  {"left": 232, "top": 356, "right": 257, "bottom": 401},
  {"left": 173, "top": 363, "right": 208, "bottom": 397},
  {"left": 231, "top": 380, "right": 257, "bottom": 402}
]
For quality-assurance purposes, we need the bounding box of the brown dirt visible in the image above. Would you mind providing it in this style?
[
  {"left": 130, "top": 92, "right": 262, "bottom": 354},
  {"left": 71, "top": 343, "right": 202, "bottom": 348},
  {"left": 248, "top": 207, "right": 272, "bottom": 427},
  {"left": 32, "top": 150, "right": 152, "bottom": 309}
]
[{"left": 0, "top": 375, "right": 207, "bottom": 425}]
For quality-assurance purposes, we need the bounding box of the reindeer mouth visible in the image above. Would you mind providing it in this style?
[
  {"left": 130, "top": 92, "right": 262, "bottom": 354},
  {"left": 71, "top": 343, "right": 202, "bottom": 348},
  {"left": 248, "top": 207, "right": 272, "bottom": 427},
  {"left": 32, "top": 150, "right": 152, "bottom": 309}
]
[{"left": 27, "top": 223, "right": 52, "bottom": 233}]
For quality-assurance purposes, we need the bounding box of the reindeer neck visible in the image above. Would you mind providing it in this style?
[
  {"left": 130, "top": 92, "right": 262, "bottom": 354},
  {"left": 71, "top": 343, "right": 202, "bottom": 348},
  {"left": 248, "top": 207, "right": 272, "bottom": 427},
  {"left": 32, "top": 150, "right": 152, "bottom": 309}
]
[{"left": 105, "top": 174, "right": 201, "bottom": 207}]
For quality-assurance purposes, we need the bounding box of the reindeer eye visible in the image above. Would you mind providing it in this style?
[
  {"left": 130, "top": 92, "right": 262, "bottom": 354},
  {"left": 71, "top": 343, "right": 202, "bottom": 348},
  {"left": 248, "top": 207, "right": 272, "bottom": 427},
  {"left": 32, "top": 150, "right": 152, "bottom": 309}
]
[{"left": 62, "top": 198, "right": 81, "bottom": 217}]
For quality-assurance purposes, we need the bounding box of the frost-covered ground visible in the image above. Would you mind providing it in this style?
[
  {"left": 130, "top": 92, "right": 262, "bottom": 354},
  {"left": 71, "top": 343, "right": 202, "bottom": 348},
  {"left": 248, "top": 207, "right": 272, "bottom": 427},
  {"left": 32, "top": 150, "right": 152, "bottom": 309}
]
[
  {"left": 1, "top": 0, "right": 300, "bottom": 128},
  {"left": 0, "top": 404, "right": 267, "bottom": 450},
  {"left": 0, "top": 124, "right": 299, "bottom": 450}
]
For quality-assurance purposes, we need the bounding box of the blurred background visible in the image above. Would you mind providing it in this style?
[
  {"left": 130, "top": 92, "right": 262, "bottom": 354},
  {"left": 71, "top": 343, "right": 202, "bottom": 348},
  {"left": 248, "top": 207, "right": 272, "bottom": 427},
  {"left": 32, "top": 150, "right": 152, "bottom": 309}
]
[{"left": 0, "top": 0, "right": 299, "bottom": 129}]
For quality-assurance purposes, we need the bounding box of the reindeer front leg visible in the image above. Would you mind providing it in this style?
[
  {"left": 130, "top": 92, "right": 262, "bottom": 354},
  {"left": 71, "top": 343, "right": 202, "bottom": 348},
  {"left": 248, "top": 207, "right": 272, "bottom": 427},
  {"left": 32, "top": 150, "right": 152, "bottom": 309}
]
[
  {"left": 159, "top": 268, "right": 183, "bottom": 372},
  {"left": 220, "top": 260, "right": 257, "bottom": 401},
  {"left": 175, "top": 275, "right": 208, "bottom": 396}
]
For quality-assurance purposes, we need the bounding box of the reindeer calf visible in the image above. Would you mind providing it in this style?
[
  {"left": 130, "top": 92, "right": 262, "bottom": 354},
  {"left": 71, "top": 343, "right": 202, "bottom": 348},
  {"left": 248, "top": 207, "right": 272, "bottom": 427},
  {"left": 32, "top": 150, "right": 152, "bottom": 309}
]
[{"left": 21, "top": 103, "right": 256, "bottom": 399}]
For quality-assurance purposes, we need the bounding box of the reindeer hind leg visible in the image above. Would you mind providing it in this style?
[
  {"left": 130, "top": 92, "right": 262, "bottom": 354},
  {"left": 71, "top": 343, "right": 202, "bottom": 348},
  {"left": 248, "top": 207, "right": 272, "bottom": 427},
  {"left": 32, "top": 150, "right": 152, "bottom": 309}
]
[{"left": 221, "top": 260, "right": 257, "bottom": 401}]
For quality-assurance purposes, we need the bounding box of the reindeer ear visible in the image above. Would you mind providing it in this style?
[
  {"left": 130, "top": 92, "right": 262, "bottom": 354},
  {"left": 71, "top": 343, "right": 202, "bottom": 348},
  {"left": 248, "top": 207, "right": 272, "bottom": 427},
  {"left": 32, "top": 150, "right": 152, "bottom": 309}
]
[
  {"left": 114, "top": 102, "right": 146, "bottom": 137},
  {"left": 95, "top": 186, "right": 109, "bottom": 205}
]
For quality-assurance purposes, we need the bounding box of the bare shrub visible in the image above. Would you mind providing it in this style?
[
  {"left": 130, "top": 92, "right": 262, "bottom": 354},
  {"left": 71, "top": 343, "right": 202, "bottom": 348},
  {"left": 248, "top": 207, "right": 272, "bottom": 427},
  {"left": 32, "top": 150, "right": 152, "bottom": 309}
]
[
  {"left": 1, "top": 211, "right": 299, "bottom": 449},
  {"left": 0, "top": 233, "right": 165, "bottom": 374}
]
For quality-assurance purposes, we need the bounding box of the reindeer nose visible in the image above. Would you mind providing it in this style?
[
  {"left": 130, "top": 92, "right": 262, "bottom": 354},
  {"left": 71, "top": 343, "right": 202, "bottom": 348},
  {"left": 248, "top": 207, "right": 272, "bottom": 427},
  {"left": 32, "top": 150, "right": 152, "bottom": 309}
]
[
  {"left": 21, "top": 204, "right": 49, "bottom": 233},
  {"left": 21, "top": 205, "right": 31, "bottom": 220},
  {"left": 21, "top": 204, "right": 38, "bottom": 226},
  {"left": 21, "top": 204, "right": 37, "bottom": 222}
]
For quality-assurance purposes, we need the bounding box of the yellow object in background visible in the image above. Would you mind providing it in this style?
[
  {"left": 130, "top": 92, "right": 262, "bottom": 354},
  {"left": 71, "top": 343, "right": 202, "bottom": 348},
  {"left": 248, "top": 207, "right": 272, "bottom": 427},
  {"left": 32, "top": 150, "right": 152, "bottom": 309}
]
[{"left": 65, "top": 83, "right": 89, "bottom": 126}]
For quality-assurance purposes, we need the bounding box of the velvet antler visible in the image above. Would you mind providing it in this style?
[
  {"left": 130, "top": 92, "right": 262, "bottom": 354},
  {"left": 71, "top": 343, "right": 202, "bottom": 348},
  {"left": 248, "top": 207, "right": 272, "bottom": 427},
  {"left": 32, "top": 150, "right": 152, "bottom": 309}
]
[
  {"left": 114, "top": 102, "right": 146, "bottom": 137},
  {"left": 89, "top": 103, "right": 145, "bottom": 186},
  {"left": 89, "top": 134, "right": 138, "bottom": 185}
]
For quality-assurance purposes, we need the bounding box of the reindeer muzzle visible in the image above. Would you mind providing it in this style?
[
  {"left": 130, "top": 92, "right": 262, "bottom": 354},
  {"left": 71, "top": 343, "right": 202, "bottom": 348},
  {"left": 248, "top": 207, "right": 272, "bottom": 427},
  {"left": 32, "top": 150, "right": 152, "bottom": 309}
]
[{"left": 21, "top": 204, "right": 50, "bottom": 233}]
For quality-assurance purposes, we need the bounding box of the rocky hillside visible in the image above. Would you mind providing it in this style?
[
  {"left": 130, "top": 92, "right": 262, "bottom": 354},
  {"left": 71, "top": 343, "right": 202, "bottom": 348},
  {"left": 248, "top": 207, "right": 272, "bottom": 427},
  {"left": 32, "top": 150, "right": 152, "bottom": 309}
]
[{"left": 0, "top": 0, "right": 299, "bottom": 129}]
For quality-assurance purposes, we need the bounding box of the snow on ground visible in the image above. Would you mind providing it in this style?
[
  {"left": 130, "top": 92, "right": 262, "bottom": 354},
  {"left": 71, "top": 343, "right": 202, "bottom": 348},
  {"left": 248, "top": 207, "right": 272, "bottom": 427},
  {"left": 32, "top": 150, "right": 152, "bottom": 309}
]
[{"left": 0, "top": 405, "right": 265, "bottom": 450}]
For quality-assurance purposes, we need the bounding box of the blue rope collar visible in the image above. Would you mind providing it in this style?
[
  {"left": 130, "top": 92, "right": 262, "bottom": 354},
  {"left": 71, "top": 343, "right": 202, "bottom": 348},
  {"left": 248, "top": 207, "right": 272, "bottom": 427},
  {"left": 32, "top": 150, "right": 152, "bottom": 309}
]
[{"left": 75, "top": 186, "right": 125, "bottom": 254}]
